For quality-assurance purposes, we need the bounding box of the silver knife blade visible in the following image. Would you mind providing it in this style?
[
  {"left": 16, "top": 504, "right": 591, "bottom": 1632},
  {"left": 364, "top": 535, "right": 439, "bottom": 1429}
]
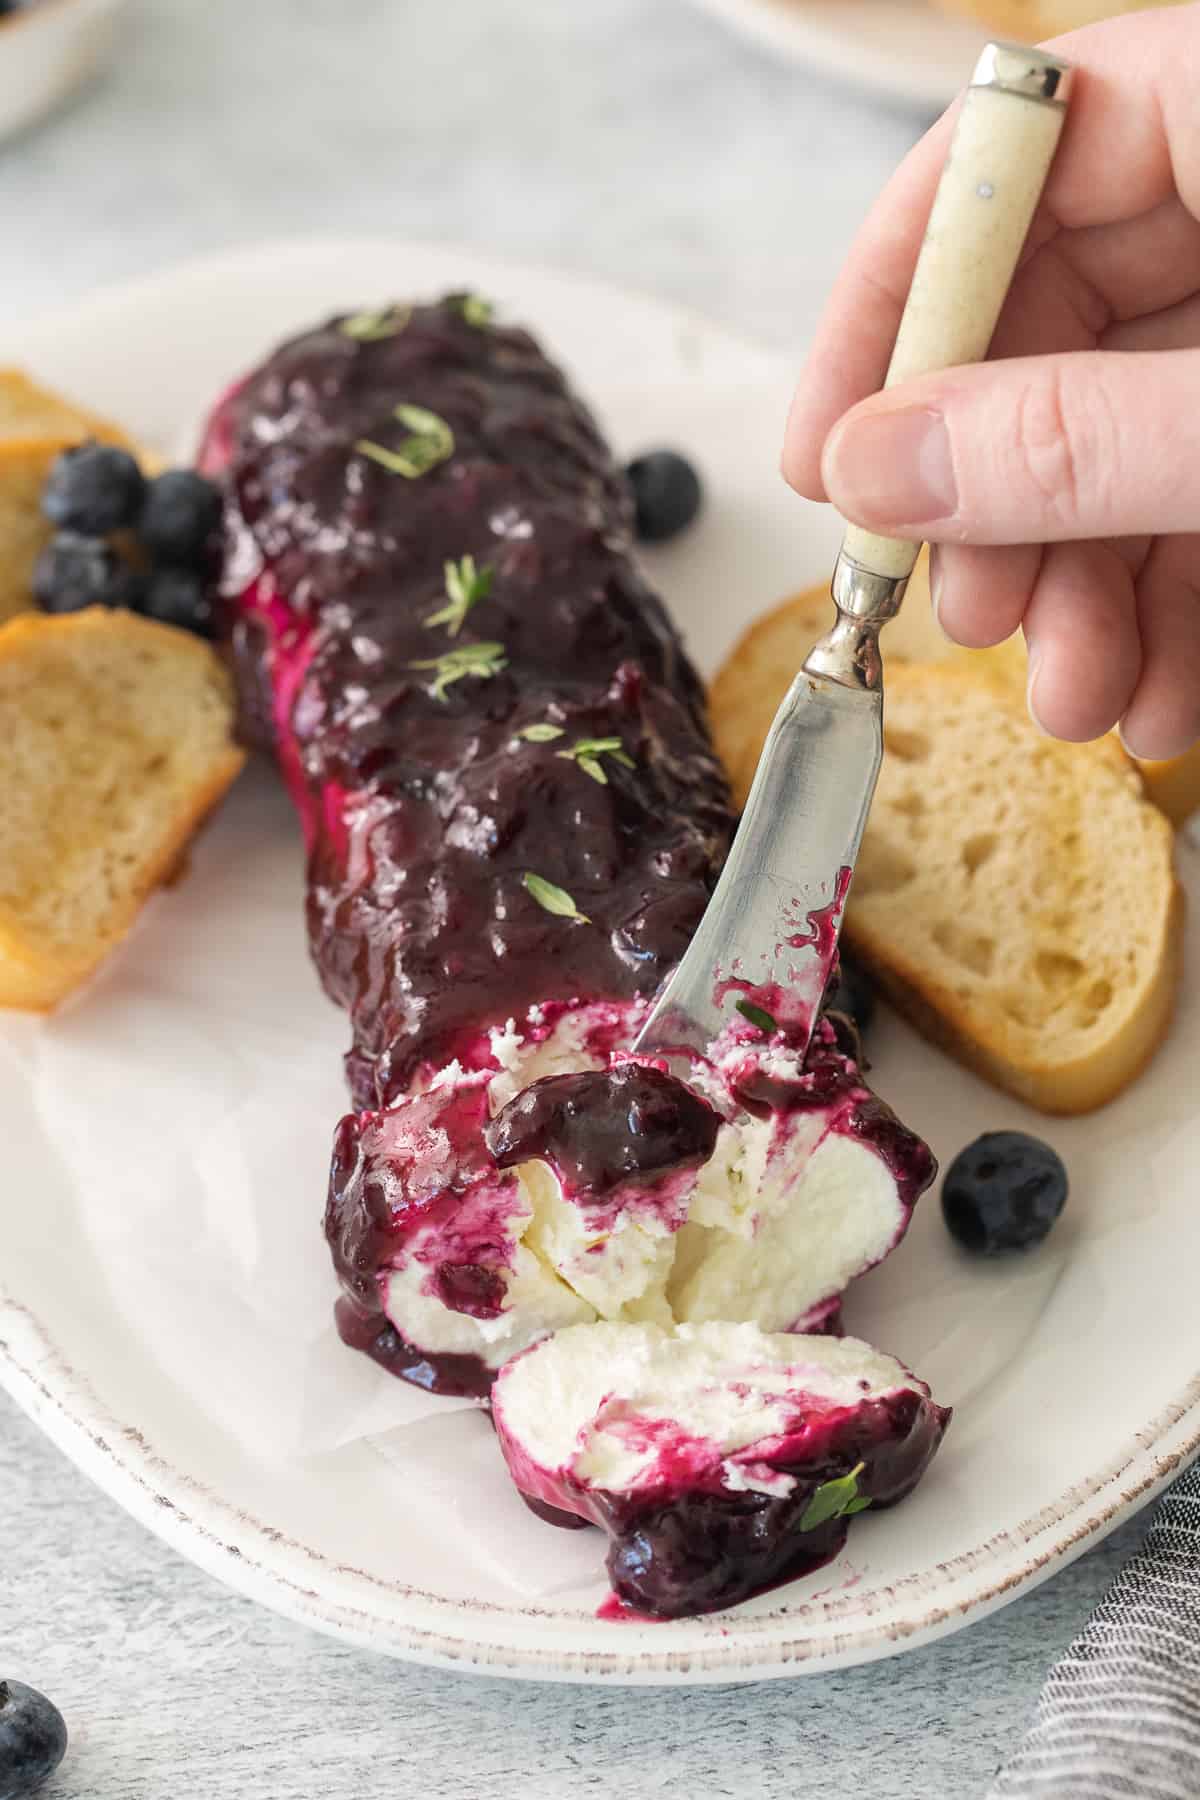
[
  {"left": 633, "top": 38, "right": 1074, "bottom": 1075},
  {"left": 633, "top": 656, "right": 881, "bottom": 1066}
]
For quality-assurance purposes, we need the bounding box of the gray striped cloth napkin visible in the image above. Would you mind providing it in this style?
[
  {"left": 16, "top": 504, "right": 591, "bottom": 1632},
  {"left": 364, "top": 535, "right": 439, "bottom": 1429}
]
[{"left": 989, "top": 1458, "right": 1200, "bottom": 1799}]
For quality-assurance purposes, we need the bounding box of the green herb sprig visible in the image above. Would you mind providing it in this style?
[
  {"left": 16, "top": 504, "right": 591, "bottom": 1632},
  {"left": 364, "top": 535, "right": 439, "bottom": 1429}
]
[
  {"left": 556, "top": 736, "right": 635, "bottom": 786},
  {"left": 450, "top": 293, "right": 493, "bottom": 329},
  {"left": 425, "top": 556, "right": 494, "bottom": 636},
  {"left": 517, "top": 723, "right": 564, "bottom": 743},
  {"left": 735, "top": 998, "right": 778, "bottom": 1035},
  {"left": 409, "top": 640, "right": 508, "bottom": 701},
  {"left": 356, "top": 404, "right": 455, "bottom": 479},
  {"left": 522, "top": 873, "right": 590, "bottom": 924},
  {"left": 340, "top": 304, "right": 412, "bottom": 342},
  {"left": 799, "top": 1463, "right": 872, "bottom": 1533}
]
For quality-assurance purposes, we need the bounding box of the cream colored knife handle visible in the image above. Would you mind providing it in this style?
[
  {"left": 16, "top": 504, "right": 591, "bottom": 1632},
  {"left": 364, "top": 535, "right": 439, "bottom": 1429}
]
[{"left": 837, "top": 41, "right": 1073, "bottom": 592}]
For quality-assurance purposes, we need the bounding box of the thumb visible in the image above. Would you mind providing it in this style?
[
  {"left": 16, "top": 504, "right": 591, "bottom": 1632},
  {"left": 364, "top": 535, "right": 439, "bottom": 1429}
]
[{"left": 819, "top": 348, "right": 1200, "bottom": 545}]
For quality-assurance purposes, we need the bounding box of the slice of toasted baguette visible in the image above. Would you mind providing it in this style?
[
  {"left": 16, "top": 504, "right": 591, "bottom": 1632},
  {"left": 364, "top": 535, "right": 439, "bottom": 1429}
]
[
  {"left": 710, "top": 549, "right": 1200, "bottom": 825},
  {"left": 0, "top": 369, "right": 161, "bottom": 627},
  {"left": 0, "top": 608, "right": 245, "bottom": 1010},
  {"left": 842, "top": 662, "right": 1182, "bottom": 1115},
  {"left": 0, "top": 368, "right": 137, "bottom": 446},
  {"left": 1136, "top": 745, "right": 1200, "bottom": 829}
]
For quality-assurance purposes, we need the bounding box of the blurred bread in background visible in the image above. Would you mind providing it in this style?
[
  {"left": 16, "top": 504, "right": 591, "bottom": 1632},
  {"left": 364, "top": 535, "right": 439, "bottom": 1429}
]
[{"left": 929, "top": 0, "right": 1185, "bottom": 36}]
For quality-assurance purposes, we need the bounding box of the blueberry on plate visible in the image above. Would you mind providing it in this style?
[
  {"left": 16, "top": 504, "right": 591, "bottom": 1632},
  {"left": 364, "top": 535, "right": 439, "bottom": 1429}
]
[
  {"left": 942, "top": 1131, "right": 1068, "bottom": 1255},
  {"left": 33, "top": 533, "right": 143, "bottom": 614},
  {"left": 0, "top": 1680, "right": 67, "bottom": 1800},
  {"left": 41, "top": 441, "right": 146, "bottom": 535},
  {"left": 138, "top": 469, "right": 222, "bottom": 568},
  {"left": 138, "top": 565, "right": 215, "bottom": 638},
  {"left": 625, "top": 450, "right": 702, "bottom": 544}
]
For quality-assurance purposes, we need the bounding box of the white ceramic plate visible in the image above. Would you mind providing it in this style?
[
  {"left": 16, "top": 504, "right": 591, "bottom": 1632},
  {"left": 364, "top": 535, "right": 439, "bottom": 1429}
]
[
  {"left": 686, "top": 0, "right": 994, "bottom": 112},
  {"left": 3, "top": 240, "right": 1199, "bottom": 1685}
]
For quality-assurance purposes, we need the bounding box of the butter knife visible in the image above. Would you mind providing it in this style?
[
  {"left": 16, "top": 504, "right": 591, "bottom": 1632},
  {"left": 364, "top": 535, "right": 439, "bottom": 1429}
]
[{"left": 635, "top": 40, "right": 1073, "bottom": 1067}]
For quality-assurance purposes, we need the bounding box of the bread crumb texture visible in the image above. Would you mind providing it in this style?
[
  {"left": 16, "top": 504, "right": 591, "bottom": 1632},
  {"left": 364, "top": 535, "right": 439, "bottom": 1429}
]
[{"left": 0, "top": 608, "right": 244, "bottom": 1009}]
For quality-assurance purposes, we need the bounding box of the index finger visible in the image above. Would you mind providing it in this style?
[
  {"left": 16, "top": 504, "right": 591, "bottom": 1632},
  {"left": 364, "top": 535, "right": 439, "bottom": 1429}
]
[{"left": 783, "top": 6, "right": 1192, "bottom": 502}]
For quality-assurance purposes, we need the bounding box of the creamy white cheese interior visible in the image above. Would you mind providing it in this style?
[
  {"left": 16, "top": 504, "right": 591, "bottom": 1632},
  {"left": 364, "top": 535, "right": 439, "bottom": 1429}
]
[
  {"left": 494, "top": 1320, "right": 919, "bottom": 1498},
  {"left": 380, "top": 1006, "right": 910, "bottom": 1369}
]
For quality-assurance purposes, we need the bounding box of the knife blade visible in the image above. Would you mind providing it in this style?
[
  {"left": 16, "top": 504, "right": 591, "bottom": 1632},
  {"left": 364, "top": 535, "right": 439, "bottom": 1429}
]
[{"left": 635, "top": 39, "right": 1074, "bottom": 1069}]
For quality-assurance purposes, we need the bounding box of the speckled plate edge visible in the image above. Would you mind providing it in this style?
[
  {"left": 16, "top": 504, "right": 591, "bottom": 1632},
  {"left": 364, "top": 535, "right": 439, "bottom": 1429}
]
[
  {"left": 4, "top": 1286, "right": 1198, "bottom": 1684},
  {"left": 2, "top": 239, "right": 1197, "bottom": 1684}
]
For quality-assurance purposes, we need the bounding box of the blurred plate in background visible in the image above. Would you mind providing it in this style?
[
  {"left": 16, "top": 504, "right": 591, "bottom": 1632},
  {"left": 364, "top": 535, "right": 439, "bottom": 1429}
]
[
  {"left": 0, "top": 0, "right": 130, "bottom": 144},
  {"left": 685, "top": 0, "right": 990, "bottom": 110}
]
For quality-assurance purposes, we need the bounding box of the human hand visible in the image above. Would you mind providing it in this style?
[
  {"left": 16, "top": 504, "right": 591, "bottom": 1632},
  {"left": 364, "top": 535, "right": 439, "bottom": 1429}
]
[{"left": 783, "top": 5, "right": 1200, "bottom": 760}]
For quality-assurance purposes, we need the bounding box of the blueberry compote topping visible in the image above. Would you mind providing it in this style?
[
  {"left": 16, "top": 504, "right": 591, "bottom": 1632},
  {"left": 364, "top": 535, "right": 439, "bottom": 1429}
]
[
  {"left": 201, "top": 298, "right": 734, "bottom": 1108},
  {"left": 599, "top": 1388, "right": 944, "bottom": 1618},
  {"left": 484, "top": 1064, "right": 721, "bottom": 1202},
  {"left": 326, "top": 1082, "right": 520, "bottom": 1399}
]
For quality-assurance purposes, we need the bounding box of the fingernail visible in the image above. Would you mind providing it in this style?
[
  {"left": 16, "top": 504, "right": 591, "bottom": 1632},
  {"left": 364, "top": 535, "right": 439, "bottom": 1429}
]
[
  {"left": 1117, "top": 718, "right": 1154, "bottom": 764},
  {"left": 927, "top": 548, "right": 954, "bottom": 643},
  {"left": 823, "top": 406, "right": 957, "bottom": 529},
  {"left": 1026, "top": 643, "right": 1052, "bottom": 738}
]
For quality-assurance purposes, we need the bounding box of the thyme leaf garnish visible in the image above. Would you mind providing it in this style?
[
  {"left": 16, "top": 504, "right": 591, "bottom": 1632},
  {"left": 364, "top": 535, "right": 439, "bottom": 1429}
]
[
  {"left": 425, "top": 555, "right": 494, "bottom": 636},
  {"left": 522, "top": 873, "right": 590, "bottom": 923},
  {"left": 799, "top": 1463, "right": 870, "bottom": 1532},
  {"left": 409, "top": 640, "right": 507, "bottom": 701},
  {"left": 451, "top": 293, "right": 493, "bottom": 328},
  {"left": 355, "top": 404, "right": 454, "bottom": 478},
  {"left": 340, "top": 304, "right": 412, "bottom": 342},
  {"left": 735, "top": 998, "right": 778, "bottom": 1035},
  {"left": 555, "top": 736, "right": 635, "bottom": 786}
]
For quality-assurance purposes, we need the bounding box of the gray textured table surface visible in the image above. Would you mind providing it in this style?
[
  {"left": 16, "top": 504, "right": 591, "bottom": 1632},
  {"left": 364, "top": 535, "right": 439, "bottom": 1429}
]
[{"left": 0, "top": 2, "right": 1155, "bottom": 1795}]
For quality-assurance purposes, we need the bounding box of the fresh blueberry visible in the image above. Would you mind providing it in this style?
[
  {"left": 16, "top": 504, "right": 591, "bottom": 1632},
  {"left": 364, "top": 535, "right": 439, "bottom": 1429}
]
[
  {"left": 41, "top": 441, "right": 146, "bottom": 535},
  {"left": 33, "top": 533, "right": 144, "bottom": 614},
  {"left": 625, "top": 450, "right": 702, "bottom": 544},
  {"left": 138, "top": 469, "right": 222, "bottom": 568},
  {"left": 0, "top": 1681, "right": 67, "bottom": 1800},
  {"left": 942, "top": 1131, "right": 1068, "bottom": 1255},
  {"left": 825, "top": 955, "right": 876, "bottom": 1037},
  {"left": 138, "top": 565, "right": 216, "bottom": 637}
]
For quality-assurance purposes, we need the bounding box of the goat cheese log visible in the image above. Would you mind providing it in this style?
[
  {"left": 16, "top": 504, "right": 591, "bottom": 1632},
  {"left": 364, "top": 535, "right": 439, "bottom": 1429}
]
[{"left": 201, "top": 297, "right": 947, "bottom": 1615}]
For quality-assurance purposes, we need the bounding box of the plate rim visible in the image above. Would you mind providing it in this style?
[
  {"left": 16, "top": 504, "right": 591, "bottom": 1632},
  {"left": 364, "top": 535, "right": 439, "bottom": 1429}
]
[
  {"left": 1, "top": 237, "right": 1194, "bottom": 1684},
  {"left": 4, "top": 1282, "right": 1198, "bottom": 1683}
]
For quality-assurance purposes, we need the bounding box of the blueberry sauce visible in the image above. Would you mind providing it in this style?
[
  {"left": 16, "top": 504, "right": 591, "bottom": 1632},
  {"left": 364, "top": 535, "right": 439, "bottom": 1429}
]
[
  {"left": 846, "top": 1096, "right": 937, "bottom": 1209},
  {"left": 712, "top": 865, "right": 853, "bottom": 1048},
  {"left": 325, "top": 1080, "right": 522, "bottom": 1395},
  {"left": 333, "top": 1295, "right": 493, "bottom": 1399},
  {"left": 201, "top": 299, "right": 734, "bottom": 1110},
  {"left": 505, "top": 1383, "right": 950, "bottom": 1620},
  {"left": 597, "top": 1388, "right": 945, "bottom": 1619},
  {"left": 484, "top": 1064, "right": 721, "bottom": 1204},
  {"left": 788, "top": 865, "right": 853, "bottom": 962}
]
